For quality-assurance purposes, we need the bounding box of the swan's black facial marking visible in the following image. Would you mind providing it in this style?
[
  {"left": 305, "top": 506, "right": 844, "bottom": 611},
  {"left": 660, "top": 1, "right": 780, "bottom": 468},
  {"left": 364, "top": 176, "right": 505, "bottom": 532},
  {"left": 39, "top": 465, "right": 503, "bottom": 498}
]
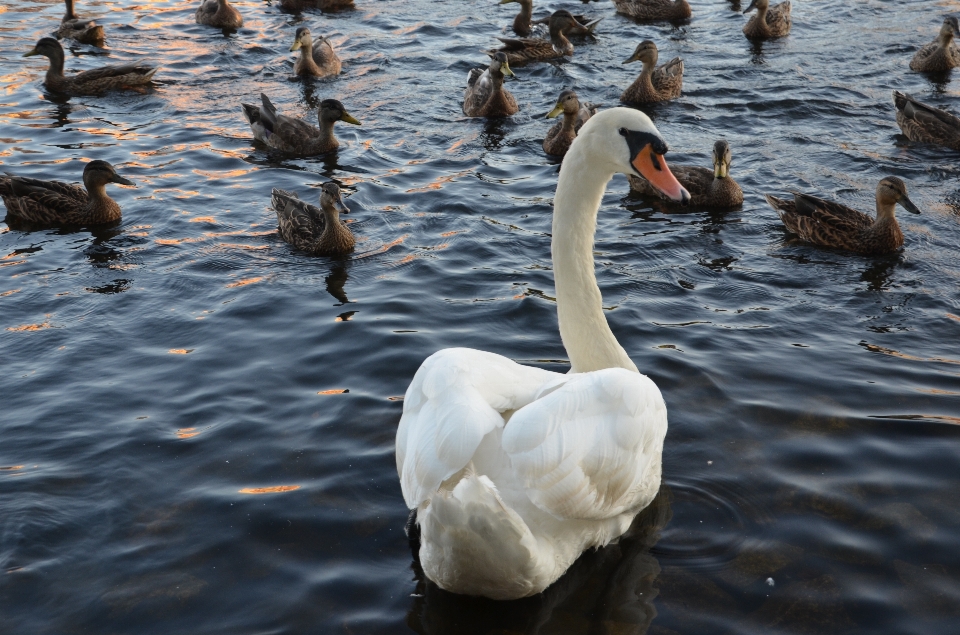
[{"left": 619, "top": 128, "right": 668, "bottom": 174}]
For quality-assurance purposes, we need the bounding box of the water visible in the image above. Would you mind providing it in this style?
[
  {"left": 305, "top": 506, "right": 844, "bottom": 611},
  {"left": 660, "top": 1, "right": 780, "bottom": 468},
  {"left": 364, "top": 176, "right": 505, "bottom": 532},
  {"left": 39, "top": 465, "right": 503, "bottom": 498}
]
[{"left": 1, "top": 0, "right": 959, "bottom": 632}]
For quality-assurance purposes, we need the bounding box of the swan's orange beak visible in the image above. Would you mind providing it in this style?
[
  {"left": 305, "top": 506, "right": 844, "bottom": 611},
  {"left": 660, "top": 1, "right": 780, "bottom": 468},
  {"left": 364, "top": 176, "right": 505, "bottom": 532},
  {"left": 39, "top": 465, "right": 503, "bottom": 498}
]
[{"left": 631, "top": 146, "right": 690, "bottom": 205}]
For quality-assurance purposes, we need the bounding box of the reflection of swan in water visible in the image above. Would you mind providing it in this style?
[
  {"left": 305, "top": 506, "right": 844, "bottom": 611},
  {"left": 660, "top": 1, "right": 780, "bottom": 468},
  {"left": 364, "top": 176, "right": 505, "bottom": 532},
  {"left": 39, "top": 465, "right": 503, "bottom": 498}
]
[{"left": 406, "top": 486, "right": 672, "bottom": 635}]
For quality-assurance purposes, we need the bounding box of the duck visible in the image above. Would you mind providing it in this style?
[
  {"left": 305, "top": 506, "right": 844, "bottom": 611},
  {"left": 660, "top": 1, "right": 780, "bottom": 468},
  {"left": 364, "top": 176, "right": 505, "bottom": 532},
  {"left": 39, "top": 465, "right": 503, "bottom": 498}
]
[
  {"left": 396, "top": 108, "right": 690, "bottom": 600},
  {"left": 620, "top": 40, "right": 683, "bottom": 104},
  {"left": 463, "top": 52, "right": 518, "bottom": 117},
  {"left": 241, "top": 95, "right": 361, "bottom": 155},
  {"left": 909, "top": 17, "right": 960, "bottom": 72},
  {"left": 499, "top": 0, "right": 601, "bottom": 38},
  {"left": 542, "top": 89, "right": 599, "bottom": 157},
  {"left": 290, "top": 27, "right": 341, "bottom": 78},
  {"left": 484, "top": 10, "right": 579, "bottom": 65},
  {"left": 58, "top": 0, "right": 104, "bottom": 45},
  {"left": 195, "top": 0, "right": 243, "bottom": 29},
  {"left": 629, "top": 140, "right": 743, "bottom": 207},
  {"left": 23, "top": 38, "right": 157, "bottom": 95},
  {"left": 277, "top": 0, "right": 354, "bottom": 13},
  {"left": 612, "top": 0, "right": 691, "bottom": 22},
  {"left": 271, "top": 182, "right": 355, "bottom": 256},
  {"left": 0, "top": 160, "right": 134, "bottom": 226},
  {"left": 765, "top": 177, "right": 921, "bottom": 255},
  {"left": 742, "top": 0, "right": 791, "bottom": 40},
  {"left": 893, "top": 91, "right": 960, "bottom": 151}
]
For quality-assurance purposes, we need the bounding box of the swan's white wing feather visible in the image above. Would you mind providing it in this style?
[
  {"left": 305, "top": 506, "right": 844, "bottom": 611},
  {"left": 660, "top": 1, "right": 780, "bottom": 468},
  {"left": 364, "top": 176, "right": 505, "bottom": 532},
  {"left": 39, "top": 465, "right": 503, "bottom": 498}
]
[
  {"left": 502, "top": 368, "right": 667, "bottom": 520},
  {"left": 397, "top": 348, "right": 560, "bottom": 508}
]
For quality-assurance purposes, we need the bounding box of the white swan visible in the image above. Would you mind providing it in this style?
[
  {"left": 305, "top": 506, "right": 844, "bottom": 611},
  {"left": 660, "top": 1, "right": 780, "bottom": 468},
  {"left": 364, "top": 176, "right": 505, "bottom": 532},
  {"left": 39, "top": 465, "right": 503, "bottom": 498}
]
[{"left": 395, "top": 108, "right": 690, "bottom": 600}]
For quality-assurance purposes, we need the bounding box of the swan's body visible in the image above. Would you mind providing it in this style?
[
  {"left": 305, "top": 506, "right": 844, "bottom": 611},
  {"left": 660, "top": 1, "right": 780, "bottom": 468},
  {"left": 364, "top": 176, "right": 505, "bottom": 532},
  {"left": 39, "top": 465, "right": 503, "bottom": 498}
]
[{"left": 396, "top": 108, "right": 690, "bottom": 600}]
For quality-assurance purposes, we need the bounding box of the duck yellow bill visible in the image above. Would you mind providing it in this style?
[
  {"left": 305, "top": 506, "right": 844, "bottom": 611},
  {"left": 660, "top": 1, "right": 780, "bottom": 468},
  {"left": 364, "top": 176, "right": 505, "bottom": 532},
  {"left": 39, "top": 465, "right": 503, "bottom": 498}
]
[
  {"left": 545, "top": 103, "right": 563, "bottom": 118},
  {"left": 290, "top": 40, "right": 302, "bottom": 52},
  {"left": 501, "top": 60, "right": 515, "bottom": 77},
  {"left": 23, "top": 48, "right": 38, "bottom": 57},
  {"left": 632, "top": 146, "right": 690, "bottom": 203},
  {"left": 340, "top": 112, "right": 361, "bottom": 125},
  {"left": 714, "top": 161, "right": 728, "bottom": 178}
]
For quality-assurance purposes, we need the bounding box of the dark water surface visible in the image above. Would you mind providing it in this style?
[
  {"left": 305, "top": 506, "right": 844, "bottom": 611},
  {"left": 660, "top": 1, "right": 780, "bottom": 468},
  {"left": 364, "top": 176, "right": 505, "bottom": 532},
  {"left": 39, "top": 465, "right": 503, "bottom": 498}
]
[{"left": 2, "top": 0, "right": 960, "bottom": 633}]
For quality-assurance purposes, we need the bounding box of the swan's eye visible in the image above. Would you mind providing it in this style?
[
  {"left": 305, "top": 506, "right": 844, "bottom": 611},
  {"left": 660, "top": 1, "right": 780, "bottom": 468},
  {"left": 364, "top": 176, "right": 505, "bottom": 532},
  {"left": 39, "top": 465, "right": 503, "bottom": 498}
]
[{"left": 618, "top": 127, "right": 628, "bottom": 137}]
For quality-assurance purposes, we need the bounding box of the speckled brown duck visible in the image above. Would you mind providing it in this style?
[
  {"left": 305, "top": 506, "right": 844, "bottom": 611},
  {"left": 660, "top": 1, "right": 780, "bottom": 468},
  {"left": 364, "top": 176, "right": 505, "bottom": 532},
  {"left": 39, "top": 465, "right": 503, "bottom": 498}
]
[
  {"left": 893, "top": 91, "right": 960, "bottom": 151},
  {"left": 23, "top": 38, "right": 157, "bottom": 95},
  {"left": 291, "top": 27, "right": 341, "bottom": 78},
  {"left": 271, "top": 183, "right": 355, "bottom": 256},
  {"left": 242, "top": 95, "right": 361, "bottom": 155},
  {"left": 58, "top": 0, "right": 104, "bottom": 45},
  {"left": 542, "top": 89, "right": 598, "bottom": 157},
  {"left": 742, "top": 0, "right": 791, "bottom": 40},
  {"left": 499, "top": 0, "right": 600, "bottom": 37},
  {"left": 910, "top": 17, "right": 960, "bottom": 72},
  {"left": 765, "top": 177, "right": 921, "bottom": 255},
  {"left": 620, "top": 40, "right": 683, "bottom": 104},
  {"left": 463, "top": 53, "right": 518, "bottom": 117},
  {"left": 485, "top": 10, "right": 579, "bottom": 65},
  {"left": 629, "top": 140, "right": 743, "bottom": 207},
  {"left": 0, "top": 160, "right": 134, "bottom": 226},
  {"left": 612, "top": 0, "right": 691, "bottom": 22},
  {"left": 278, "top": 0, "right": 353, "bottom": 13},
  {"left": 195, "top": 0, "right": 243, "bottom": 29}
]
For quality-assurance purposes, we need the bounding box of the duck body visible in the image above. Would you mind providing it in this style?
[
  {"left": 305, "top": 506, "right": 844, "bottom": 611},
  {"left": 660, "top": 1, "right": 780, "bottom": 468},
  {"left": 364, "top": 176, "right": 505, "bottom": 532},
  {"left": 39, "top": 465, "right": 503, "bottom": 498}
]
[
  {"left": 910, "top": 17, "right": 960, "bottom": 72},
  {"left": 58, "top": 0, "right": 104, "bottom": 45},
  {"left": 742, "top": 0, "right": 791, "bottom": 40},
  {"left": 629, "top": 140, "right": 742, "bottom": 207},
  {"left": 0, "top": 160, "right": 133, "bottom": 226},
  {"left": 271, "top": 183, "right": 354, "bottom": 256},
  {"left": 278, "top": 0, "right": 354, "bottom": 13},
  {"left": 24, "top": 38, "right": 156, "bottom": 95},
  {"left": 463, "top": 53, "right": 518, "bottom": 117},
  {"left": 486, "top": 10, "right": 578, "bottom": 65},
  {"left": 397, "top": 108, "right": 693, "bottom": 600},
  {"left": 620, "top": 40, "right": 682, "bottom": 104},
  {"left": 542, "top": 90, "right": 598, "bottom": 157},
  {"left": 291, "top": 27, "right": 341, "bottom": 78},
  {"left": 195, "top": 0, "right": 243, "bottom": 29},
  {"left": 893, "top": 91, "right": 960, "bottom": 151},
  {"left": 612, "top": 0, "right": 691, "bottom": 22},
  {"left": 241, "top": 95, "right": 361, "bottom": 155},
  {"left": 765, "top": 177, "right": 922, "bottom": 255}
]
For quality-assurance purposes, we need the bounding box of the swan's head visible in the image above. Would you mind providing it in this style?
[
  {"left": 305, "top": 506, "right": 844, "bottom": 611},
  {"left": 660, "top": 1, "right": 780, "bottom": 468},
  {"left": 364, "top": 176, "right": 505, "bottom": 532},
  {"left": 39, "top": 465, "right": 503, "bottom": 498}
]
[{"left": 576, "top": 107, "right": 690, "bottom": 204}]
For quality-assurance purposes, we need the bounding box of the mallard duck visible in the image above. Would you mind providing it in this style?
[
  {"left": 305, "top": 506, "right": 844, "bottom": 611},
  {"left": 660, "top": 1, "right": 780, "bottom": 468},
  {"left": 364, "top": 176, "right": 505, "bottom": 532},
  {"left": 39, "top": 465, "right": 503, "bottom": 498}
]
[
  {"left": 742, "top": 0, "right": 791, "bottom": 40},
  {"left": 58, "top": 0, "right": 104, "bottom": 45},
  {"left": 195, "top": 0, "right": 243, "bottom": 29},
  {"left": 542, "top": 89, "right": 599, "bottom": 157},
  {"left": 23, "top": 38, "right": 157, "bottom": 95},
  {"left": 909, "top": 17, "right": 960, "bottom": 72},
  {"left": 612, "top": 0, "right": 691, "bottom": 22},
  {"left": 629, "top": 140, "right": 743, "bottom": 207},
  {"left": 620, "top": 40, "right": 683, "bottom": 104},
  {"left": 291, "top": 27, "right": 341, "bottom": 78},
  {"left": 484, "top": 10, "right": 579, "bottom": 65},
  {"left": 765, "top": 177, "right": 921, "bottom": 255},
  {"left": 241, "top": 95, "right": 361, "bottom": 155},
  {"left": 500, "top": 0, "right": 600, "bottom": 38},
  {"left": 893, "top": 91, "right": 960, "bottom": 151},
  {"left": 0, "top": 160, "right": 134, "bottom": 226},
  {"left": 463, "top": 53, "right": 518, "bottom": 117},
  {"left": 277, "top": 0, "right": 354, "bottom": 13},
  {"left": 272, "top": 183, "right": 355, "bottom": 256}
]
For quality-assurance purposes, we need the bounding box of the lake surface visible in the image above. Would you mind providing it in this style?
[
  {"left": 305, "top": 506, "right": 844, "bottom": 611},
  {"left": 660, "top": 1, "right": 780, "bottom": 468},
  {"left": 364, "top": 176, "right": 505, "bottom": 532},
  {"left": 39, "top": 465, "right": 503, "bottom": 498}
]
[{"left": 2, "top": 0, "right": 960, "bottom": 633}]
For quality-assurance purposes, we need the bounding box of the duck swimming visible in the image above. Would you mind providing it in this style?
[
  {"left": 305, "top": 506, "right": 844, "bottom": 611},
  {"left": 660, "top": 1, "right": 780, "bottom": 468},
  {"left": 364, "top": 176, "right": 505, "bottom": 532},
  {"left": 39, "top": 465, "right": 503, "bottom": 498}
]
[
  {"left": 272, "top": 183, "right": 355, "bottom": 256},
  {"left": 278, "top": 0, "right": 354, "bottom": 13},
  {"left": 620, "top": 40, "right": 683, "bottom": 104},
  {"left": 463, "top": 53, "right": 518, "bottom": 118},
  {"left": 765, "top": 177, "right": 921, "bottom": 255},
  {"left": 630, "top": 140, "right": 743, "bottom": 207},
  {"left": 910, "top": 17, "right": 960, "bottom": 72},
  {"left": 241, "top": 95, "right": 361, "bottom": 155},
  {"left": 195, "top": 0, "right": 243, "bottom": 29},
  {"left": 499, "top": 0, "right": 600, "bottom": 38},
  {"left": 742, "top": 0, "right": 791, "bottom": 40},
  {"left": 542, "top": 89, "right": 599, "bottom": 157},
  {"left": 58, "top": 0, "right": 104, "bottom": 45},
  {"left": 291, "top": 27, "right": 341, "bottom": 78},
  {"left": 396, "top": 108, "right": 690, "bottom": 600},
  {"left": 893, "top": 91, "right": 960, "bottom": 151},
  {"left": 612, "top": 0, "right": 691, "bottom": 22},
  {"left": 23, "top": 38, "right": 157, "bottom": 95},
  {"left": 0, "top": 160, "right": 134, "bottom": 226},
  {"left": 485, "top": 10, "right": 579, "bottom": 65}
]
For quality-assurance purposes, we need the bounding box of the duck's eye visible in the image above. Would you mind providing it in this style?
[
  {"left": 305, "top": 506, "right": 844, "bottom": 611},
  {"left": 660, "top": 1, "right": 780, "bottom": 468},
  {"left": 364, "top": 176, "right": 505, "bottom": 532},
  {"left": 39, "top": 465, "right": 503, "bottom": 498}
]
[{"left": 618, "top": 127, "right": 628, "bottom": 137}]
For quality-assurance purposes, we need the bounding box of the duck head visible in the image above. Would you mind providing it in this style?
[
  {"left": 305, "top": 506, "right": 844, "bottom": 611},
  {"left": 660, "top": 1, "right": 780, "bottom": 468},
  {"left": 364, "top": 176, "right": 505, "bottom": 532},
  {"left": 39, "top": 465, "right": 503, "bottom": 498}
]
[
  {"left": 713, "top": 140, "right": 732, "bottom": 179},
  {"left": 743, "top": 0, "right": 768, "bottom": 14},
  {"left": 320, "top": 182, "right": 349, "bottom": 216},
  {"left": 488, "top": 51, "right": 515, "bottom": 77},
  {"left": 319, "top": 99, "right": 361, "bottom": 125},
  {"left": 877, "top": 176, "right": 920, "bottom": 215},
  {"left": 83, "top": 160, "right": 135, "bottom": 189},
  {"left": 24, "top": 37, "right": 65, "bottom": 61},
  {"left": 622, "top": 40, "right": 659, "bottom": 67},
  {"left": 546, "top": 89, "right": 580, "bottom": 118}
]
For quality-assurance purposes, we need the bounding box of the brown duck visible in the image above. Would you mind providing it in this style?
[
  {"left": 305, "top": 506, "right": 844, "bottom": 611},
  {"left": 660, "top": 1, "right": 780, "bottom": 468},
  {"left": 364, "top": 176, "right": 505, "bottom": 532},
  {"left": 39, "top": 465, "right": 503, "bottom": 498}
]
[
  {"left": 612, "top": 0, "right": 691, "bottom": 22},
  {"left": 24, "top": 38, "right": 157, "bottom": 95},
  {"left": 272, "top": 183, "right": 355, "bottom": 256},
  {"left": 1, "top": 160, "right": 134, "bottom": 226},
  {"left": 463, "top": 53, "right": 518, "bottom": 117},
  {"left": 278, "top": 0, "right": 353, "bottom": 13},
  {"left": 542, "top": 90, "right": 598, "bottom": 157},
  {"left": 485, "top": 10, "right": 579, "bottom": 65},
  {"left": 58, "top": 0, "right": 104, "bottom": 45},
  {"left": 765, "top": 177, "right": 921, "bottom": 255},
  {"left": 630, "top": 140, "right": 743, "bottom": 207},
  {"left": 620, "top": 40, "right": 683, "bottom": 104},
  {"left": 291, "top": 27, "right": 341, "bottom": 78},
  {"left": 893, "top": 91, "right": 960, "bottom": 151},
  {"left": 742, "top": 0, "right": 791, "bottom": 40},
  {"left": 499, "top": 0, "right": 600, "bottom": 37},
  {"left": 195, "top": 0, "right": 243, "bottom": 29},
  {"left": 242, "top": 95, "right": 361, "bottom": 155},
  {"left": 910, "top": 17, "right": 960, "bottom": 72}
]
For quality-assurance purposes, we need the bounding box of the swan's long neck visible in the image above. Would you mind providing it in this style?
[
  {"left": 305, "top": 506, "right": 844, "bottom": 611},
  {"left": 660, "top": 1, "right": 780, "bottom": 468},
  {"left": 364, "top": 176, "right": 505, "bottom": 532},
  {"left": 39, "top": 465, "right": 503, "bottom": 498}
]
[{"left": 552, "top": 143, "right": 638, "bottom": 374}]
